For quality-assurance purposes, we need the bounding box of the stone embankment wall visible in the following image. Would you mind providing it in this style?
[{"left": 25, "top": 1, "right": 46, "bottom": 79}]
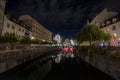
[
  {"left": 76, "top": 46, "right": 120, "bottom": 80},
  {"left": 0, "top": 46, "right": 60, "bottom": 73}
]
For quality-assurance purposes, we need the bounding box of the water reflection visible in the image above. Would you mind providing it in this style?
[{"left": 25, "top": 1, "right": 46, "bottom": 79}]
[
  {"left": 53, "top": 52, "right": 75, "bottom": 64},
  {"left": 0, "top": 55, "right": 52, "bottom": 80},
  {"left": 45, "top": 52, "right": 115, "bottom": 80},
  {"left": 0, "top": 51, "right": 116, "bottom": 80}
]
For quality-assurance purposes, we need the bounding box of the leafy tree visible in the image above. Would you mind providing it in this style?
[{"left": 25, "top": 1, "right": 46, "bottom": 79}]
[
  {"left": 0, "top": 35, "right": 4, "bottom": 43},
  {"left": 104, "top": 33, "right": 111, "bottom": 42},
  {"left": 31, "top": 38, "right": 40, "bottom": 44},
  {"left": 0, "top": 32, "right": 18, "bottom": 49},
  {"left": 3, "top": 32, "right": 18, "bottom": 43},
  {"left": 18, "top": 36, "right": 30, "bottom": 44},
  {"left": 61, "top": 36, "right": 65, "bottom": 43},
  {"left": 77, "top": 25, "right": 111, "bottom": 46},
  {"left": 52, "top": 40, "right": 57, "bottom": 44}
]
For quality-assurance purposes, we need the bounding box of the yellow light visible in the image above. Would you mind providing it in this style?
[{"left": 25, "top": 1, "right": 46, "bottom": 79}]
[
  {"left": 31, "top": 37, "right": 34, "bottom": 40},
  {"left": 113, "top": 33, "right": 117, "bottom": 38},
  {"left": 42, "top": 40, "right": 45, "bottom": 42}
]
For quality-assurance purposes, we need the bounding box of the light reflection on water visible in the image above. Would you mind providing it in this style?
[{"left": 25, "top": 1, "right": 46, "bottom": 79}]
[
  {"left": 0, "top": 53, "right": 54, "bottom": 80},
  {"left": 0, "top": 51, "right": 116, "bottom": 80}
]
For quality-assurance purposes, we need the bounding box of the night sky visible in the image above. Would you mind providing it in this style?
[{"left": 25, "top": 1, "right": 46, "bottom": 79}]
[{"left": 5, "top": 0, "right": 120, "bottom": 38}]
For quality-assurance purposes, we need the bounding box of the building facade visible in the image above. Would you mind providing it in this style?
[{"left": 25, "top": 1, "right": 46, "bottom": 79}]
[
  {"left": 90, "top": 8, "right": 118, "bottom": 27},
  {"left": 101, "top": 15, "right": 120, "bottom": 46},
  {"left": 2, "top": 15, "right": 32, "bottom": 37},
  {"left": 0, "top": 0, "right": 6, "bottom": 34},
  {"left": 90, "top": 8, "right": 120, "bottom": 46},
  {"left": 19, "top": 15, "right": 52, "bottom": 41}
]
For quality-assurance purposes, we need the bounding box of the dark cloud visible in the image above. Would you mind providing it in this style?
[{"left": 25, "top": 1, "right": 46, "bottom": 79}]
[{"left": 6, "top": 0, "right": 120, "bottom": 38}]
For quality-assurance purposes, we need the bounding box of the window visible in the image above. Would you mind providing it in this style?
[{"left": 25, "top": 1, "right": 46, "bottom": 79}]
[
  {"left": 106, "top": 21, "right": 110, "bottom": 25},
  {"left": 101, "top": 23, "right": 105, "bottom": 27},
  {"left": 112, "top": 26, "right": 116, "bottom": 30},
  {"left": 19, "top": 28, "right": 21, "bottom": 31},
  {"left": 12, "top": 26, "right": 14, "bottom": 29},
  {"left": 22, "top": 29, "right": 24, "bottom": 32},
  {"left": 7, "top": 23, "right": 10, "bottom": 28},
  {"left": 112, "top": 18, "right": 117, "bottom": 23}
]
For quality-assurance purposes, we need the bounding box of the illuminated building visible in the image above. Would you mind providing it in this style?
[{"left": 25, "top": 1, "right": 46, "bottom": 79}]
[
  {"left": 53, "top": 34, "right": 62, "bottom": 43},
  {"left": 2, "top": 15, "right": 32, "bottom": 37},
  {"left": 89, "top": 8, "right": 118, "bottom": 27},
  {"left": 18, "top": 15, "right": 52, "bottom": 41},
  {"left": 0, "top": 0, "right": 6, "bottom": 34},
  {"left": 89, "top": 8, "right": 120, "bottom": 46},
  {"left": 100, "top": 15, "right": 120, "bottom": 46}
]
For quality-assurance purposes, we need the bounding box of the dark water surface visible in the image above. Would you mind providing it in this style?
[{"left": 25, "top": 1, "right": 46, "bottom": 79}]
[{"left": 0, "top": 52, "right": 116, "bottom": 80}]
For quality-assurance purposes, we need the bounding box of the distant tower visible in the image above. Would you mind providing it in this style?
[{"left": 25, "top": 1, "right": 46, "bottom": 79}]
[
  {"left": 0, "top": 0, "right": 6, "bottom": 34},
  {"left": 53, "top": 34, "right": 62, "bottom": 43}
]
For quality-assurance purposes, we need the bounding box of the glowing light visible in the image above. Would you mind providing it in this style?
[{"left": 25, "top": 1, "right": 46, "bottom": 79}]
[
  {"left": 55, "top": 55, "right": 61, "bottom": 63},
  {"left": 118, "top": 38, "right": 120, "bottom": 41},
  {"left": 111, "top": 39, "right": 115, "bottom": 46},
  {"left": 113, "top": 33, "right": 117, "bottom": 38},
  {"left": 70, "top": 54, "right": 75, "bottom": 58},
  {"left": 31, "top": 37, "right": 34, "bottom": 40},
  {"left": 70, "top": 40, "right": 75, "bottom": 45},
  {"left": 42, "top": 40, "right": 45, "bottom": 42}
]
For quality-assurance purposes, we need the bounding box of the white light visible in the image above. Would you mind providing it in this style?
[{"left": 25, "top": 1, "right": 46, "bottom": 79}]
[
  {"left": 70, "top": 40, "right": 75, "bottom": 45},
  {"left": 31, "top": 37, "right": 34, "bottom": 39},
  {"left": 70, "top": 54, "right": 75, "bottom": 58},
  {"left": 42, "top": 40, "right": 45, "bottom": 42}
]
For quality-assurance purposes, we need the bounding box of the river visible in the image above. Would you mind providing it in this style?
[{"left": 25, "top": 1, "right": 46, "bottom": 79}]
[{"left": 0, "top": 52, "right": 116, "bottom": 80}]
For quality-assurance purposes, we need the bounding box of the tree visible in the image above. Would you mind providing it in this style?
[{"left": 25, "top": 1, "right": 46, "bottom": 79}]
[
  {"left": 1, "top": 32, "right": 18, "bottom": 49},
  {"left": 52, "top": 40, "right": 57, "bottom": 44},
  {"left": 18, "top": 36, "right": 31, "bottom": 44},
  {"left": 104, "top": 33, "right": 111, "bottom": 42},
  {"left": 3, "top": 32, "right": 18, "bottom": 43},
  {"left": 0, "top": 35, "right": 4, "bottom": 43},
  {"left": 77, "top": 25, "right": 111, "bottom": 46},
  {"left": 31, "top": 38, "right": 40, "bottom": 44}
]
